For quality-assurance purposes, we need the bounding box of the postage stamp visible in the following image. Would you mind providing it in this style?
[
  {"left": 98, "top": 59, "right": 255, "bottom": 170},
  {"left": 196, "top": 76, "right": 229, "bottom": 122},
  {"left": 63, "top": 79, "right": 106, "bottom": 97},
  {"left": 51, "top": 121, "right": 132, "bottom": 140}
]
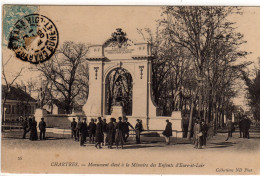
[{"left": 8, "top": 14, "right": 59, "bottom": 64}]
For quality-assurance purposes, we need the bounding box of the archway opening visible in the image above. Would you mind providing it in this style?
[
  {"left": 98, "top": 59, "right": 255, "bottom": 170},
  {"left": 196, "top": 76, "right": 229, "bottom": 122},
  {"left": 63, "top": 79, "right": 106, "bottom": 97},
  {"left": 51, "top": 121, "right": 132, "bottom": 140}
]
[{"left": 105, "top": 67, "right": 132, "bottom": 116}]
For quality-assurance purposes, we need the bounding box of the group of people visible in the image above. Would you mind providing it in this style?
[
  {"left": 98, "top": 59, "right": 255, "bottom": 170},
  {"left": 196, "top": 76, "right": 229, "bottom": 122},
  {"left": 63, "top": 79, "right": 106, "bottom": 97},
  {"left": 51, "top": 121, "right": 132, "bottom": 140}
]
[
  {"left": 226, "top": 115, "right": 251, "bottom": 140},
  {"left": 193, "top": 119, "right": 208, "bottom": 149},
  {"left": 70, "top": 116, "right": 144, "bottom": 149},
  {"left": 238, "top": 116, "right": 251, "bottom": 139},
  {"left": 193, "top": 115, "right": 252, "bottom": 148},
  {"left": 22, "top": 117, "right": 46, "bottom": 141}
]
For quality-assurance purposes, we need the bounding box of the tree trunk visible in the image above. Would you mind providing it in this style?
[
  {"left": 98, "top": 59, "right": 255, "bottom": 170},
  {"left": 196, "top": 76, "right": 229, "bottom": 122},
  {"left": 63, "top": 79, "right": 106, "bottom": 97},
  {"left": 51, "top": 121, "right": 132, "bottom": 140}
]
[{"left": 187, "top": 99, "right": 194, "bottom": 140}]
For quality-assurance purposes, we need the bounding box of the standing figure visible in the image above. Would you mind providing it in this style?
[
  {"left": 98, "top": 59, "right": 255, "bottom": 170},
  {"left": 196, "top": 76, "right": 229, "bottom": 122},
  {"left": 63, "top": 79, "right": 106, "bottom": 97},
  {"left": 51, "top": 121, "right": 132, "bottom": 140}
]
[
  {"left": 22, "top": 118, "right": 28, "bottom": 139},
  {"left": 89, "top": 119, "right": 96, "bottom": 144},
  {"left": 71, "top": 118, "right": 77, "bottom": 140},
  {"left": 244, "top": 116, "right": 251, "bottom": 139},
  {"left": 95, "top": 117, "right": 103, "bottom": 149},
  {"left": 29, "top": 117, "right": 38, "bottom": 141},
  {"left": 107, "top": 118, "right": 115, "bottom": 149},
  {"left": 102, "top": 119, "right": 108, "bottom": 146},
  {"left": 135, "top": 119, "right": 144, "bottom": 144},
  {"left": 76, "top": 118, "right": 82, "bottom": 141},
  {"left": 112, "top": 118, "right": 117, "bottom": 145},
  {"left": 122, "top": 117, "right": 134, "bottom": 142},
  {"left": 239, "top": 117, "right": 245, "bottom": 138},
  {"left": 80, "top": 118, "right": 88, "bottom": 146},
  {"left": 201, "top": 119, "right": 208, "bottom": 146},
  {"left": 115, "top": 117, "right": 124, "bottom": 149},
  {"left": 193, "top": 119, "right": 202, "bottom": 149},
  {"left": 226, "top": 119, "right": 233, "bottom": 141},
  {"left": 39, "top": 118, "right": 46, "bottom": 140},
  {"left": 162, "top": 120, "right": 172, "bottom": 145}
]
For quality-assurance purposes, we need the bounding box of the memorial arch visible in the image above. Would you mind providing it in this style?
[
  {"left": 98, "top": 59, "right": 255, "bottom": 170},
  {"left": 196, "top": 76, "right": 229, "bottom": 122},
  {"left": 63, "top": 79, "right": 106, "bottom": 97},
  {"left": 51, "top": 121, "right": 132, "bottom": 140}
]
[
  {"left": 83, "top": 29, "right": 182, "bottom": 132},
  {"left": 83, "top": 28, "right": 157, "bottom": 124}
]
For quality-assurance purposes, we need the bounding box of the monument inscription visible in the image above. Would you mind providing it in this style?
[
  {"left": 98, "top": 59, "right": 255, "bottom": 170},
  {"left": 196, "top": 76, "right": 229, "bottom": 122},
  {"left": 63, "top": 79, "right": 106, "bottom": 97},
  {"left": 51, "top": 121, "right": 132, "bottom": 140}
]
[{"left": 104, "top": 47, "right": 134, "bottom": 55}]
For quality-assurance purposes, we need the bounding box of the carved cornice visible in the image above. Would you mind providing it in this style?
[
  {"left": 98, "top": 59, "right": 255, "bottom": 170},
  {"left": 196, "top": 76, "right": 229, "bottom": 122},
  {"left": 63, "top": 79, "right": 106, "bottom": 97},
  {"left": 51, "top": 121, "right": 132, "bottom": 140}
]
[
  {"left": 132, "top": 55, "right": 154, "bottom": 60},
  {"left": 86, "top": 57, "right": 106, "bottom": 61}
]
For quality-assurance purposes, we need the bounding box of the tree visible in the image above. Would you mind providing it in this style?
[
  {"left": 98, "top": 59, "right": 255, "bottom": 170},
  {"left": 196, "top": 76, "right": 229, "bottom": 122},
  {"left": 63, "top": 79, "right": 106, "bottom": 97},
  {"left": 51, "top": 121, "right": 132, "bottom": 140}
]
[
  {"left": 241, "top": 58, "right": 260, "bottom": 122},
  {"left": 35, "top": 41, "right": 89, "bottom": 114},
  {"left": 159, "top": 7, "right": 251, "bottom": 138},
  {"left": 2, "top": 56, "right": 24, "bottom": 121},
  {"left": 137, "top": 7, "right": 251, "bottom": 139}
]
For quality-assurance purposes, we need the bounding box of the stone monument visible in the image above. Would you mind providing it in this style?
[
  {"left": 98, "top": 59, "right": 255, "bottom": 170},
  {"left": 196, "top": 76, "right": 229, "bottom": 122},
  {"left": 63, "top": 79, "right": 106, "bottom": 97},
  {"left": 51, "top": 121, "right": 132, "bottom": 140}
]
[{"left": 110, "top": 80, "right": 125, "bottom": 118}]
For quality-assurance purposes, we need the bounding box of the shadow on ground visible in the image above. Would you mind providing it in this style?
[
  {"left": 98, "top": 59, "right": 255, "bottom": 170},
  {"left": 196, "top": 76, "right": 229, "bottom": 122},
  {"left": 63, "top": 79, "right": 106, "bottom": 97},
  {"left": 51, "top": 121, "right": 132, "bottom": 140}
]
[{"left": 207, "top": 141, "right": 236, "bottom": 148}]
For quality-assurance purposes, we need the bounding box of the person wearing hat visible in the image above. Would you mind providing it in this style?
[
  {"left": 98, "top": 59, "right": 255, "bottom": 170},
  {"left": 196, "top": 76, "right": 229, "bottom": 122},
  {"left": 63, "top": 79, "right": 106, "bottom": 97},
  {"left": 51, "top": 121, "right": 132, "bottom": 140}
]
[
  {"left": 201, "top": 119, "right": 208, "bottom": 147},
  {"left": 89, "top": 118, "right": 96, "bottom": 144},
  {"left": 80, "top": 118, "right": 88, "bottom": 146},
  {"left": 95, "top": 117, "right": 103, "bottom": 149},
  {"left": 71, "top": 118, "right": 77, "bottom": 140},
  {"left": 162, "top": 120, "right": 172, "bottom": 145},
  {"left": 244, "top": 116, "right": 251, "bottom": 139},
  {"left": 39, "top": 117, "right": 46, "bottom": 140},
  {"left": 115, "top": 117, "right": 124, "bottom": 149},
  {"left": 112, "top": 118, "right": 117, "bottom": 145},
  {"left": 135, "top": 119, "right": 144, "bottom": 144},
  {"left": 226, "top": 118, "right": 233, "bottom": 141},
  {"left": 193, "top": 118, "right": 202, "bottom": 149},
  {"left": 239, "top": 116, "right": 245, "bottom": 138},
  {"left": 22, "top": 117, "right": 29, "bottom": 139},
  {"left": 107, "top": 118, "right": 115, "bottom": 149},
  {"left": 102, "top": 119, "right": 108, "bottom": 146},
  {"left": 122, "top": 117, "right": 134, "bottom": 142},
  {"left": 76, "top": 117, "right": 82, "bottom": 142}
]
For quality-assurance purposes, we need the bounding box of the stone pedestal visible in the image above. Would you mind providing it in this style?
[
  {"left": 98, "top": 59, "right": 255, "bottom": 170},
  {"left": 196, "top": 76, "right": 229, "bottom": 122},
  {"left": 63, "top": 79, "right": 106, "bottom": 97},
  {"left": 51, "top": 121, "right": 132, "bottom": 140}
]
[
  {"left": 171, "top": 111, "right": 183, "bottom": 138},
  {"left": 110, "top": 106, "right": 125, "bottom": 119},
  {"left": 34, "top": 108, "right": 48, "bottom": 123}
]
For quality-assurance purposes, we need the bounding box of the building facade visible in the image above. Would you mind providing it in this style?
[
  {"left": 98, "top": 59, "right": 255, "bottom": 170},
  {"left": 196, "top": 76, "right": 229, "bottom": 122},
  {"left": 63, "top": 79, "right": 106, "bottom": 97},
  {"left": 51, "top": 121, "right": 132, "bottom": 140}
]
[{"left": 2, "top": 85, "right": 37, "bottom": 121}]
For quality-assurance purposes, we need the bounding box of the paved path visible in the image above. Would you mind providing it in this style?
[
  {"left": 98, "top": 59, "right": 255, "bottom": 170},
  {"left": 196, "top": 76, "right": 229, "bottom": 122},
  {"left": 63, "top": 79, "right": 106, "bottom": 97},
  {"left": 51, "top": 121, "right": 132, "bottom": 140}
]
[{"left": 1, "top": 127, "right": 260, "bottom": 174}]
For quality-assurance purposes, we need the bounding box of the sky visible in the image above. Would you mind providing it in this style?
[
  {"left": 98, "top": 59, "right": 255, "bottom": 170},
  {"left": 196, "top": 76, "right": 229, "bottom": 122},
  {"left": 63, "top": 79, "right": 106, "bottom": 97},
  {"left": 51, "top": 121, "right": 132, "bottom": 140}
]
[{"left": 2, "top": 6, "right": 260, "bottom": 109}]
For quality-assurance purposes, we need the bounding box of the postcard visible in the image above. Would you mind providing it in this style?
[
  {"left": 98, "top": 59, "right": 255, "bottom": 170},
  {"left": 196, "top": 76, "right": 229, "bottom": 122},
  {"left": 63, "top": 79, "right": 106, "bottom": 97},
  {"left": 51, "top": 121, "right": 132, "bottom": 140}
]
[{"left": 1, "top": 5, "right": 260, "bottom": 174}]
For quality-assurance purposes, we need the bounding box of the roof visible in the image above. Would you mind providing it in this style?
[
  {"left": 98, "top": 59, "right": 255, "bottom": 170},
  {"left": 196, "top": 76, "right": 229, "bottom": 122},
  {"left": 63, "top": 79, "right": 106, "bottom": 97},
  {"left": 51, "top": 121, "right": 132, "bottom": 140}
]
[{"left": 2, "top": 85, "right": 37, "bottom": 102}]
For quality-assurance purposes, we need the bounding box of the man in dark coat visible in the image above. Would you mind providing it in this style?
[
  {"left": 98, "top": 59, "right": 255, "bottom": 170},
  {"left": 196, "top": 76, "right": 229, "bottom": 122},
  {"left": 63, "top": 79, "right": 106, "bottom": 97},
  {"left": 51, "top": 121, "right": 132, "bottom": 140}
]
[
  {"left": 201, "top": 119, "right": 208, "bottom": 146},
  {"left": 102, "top": 119, "right": 108, "bottom": 146},
  {"left": 226, "top": 119, "right": 233, "bottom": 141},
  {"left": 76, "top": 118, "right": 82, "bottom": 142},
  {"left": 80, "top": 118, "right": 88, "bottom": 146},
  {"left": 95, "top": 117, "right": 103, "bottom": 149},
  {"left": 39, "top": 118, "right": 46, "bottom": 140},
  {"left": 244, "top": 117, "right": 251, "bottom": 139},
  {"left": 112, "top": 118, "right": 117, "bottom": 144},
  {"left": 107, "top": 118, "right": 115, "bottom": 149},
  {"left": 71, "top": 118, "right": 77, "bottom": 140},
  {"left": 162, "top": 120, "right": 172, "bottom": 145},
  {"left": 115, "top": 117, "right": 124, "bottom": 149},
  {"left": 22, "top": 118, "right": 28, "bottom": 139},
  {"left": 123, "top": 117, "right": 134, "bottom": 142},
  {"left": 239, "top": 117, "right": 245, "bottom": 138},
  {"left": 135, "top": 119, "right": 144, "bottom": 144},
  {"left": 89, "top": 118, "right": 96, "bottom": 144}
]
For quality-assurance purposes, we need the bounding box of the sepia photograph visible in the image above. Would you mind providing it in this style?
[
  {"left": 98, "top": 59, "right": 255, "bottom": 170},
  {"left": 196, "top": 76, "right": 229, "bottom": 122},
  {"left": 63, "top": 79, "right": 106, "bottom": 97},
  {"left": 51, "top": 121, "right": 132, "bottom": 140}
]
[{"left": 1, "top": 4, "right": 260, "bottom": 174}]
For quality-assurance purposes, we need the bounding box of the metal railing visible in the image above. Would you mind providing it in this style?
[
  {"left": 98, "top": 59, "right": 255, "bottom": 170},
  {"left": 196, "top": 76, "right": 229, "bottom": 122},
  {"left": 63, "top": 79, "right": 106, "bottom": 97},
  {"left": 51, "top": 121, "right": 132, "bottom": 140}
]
[{"left": 2, "top": 121, "right": 23, "bottom": 131}]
